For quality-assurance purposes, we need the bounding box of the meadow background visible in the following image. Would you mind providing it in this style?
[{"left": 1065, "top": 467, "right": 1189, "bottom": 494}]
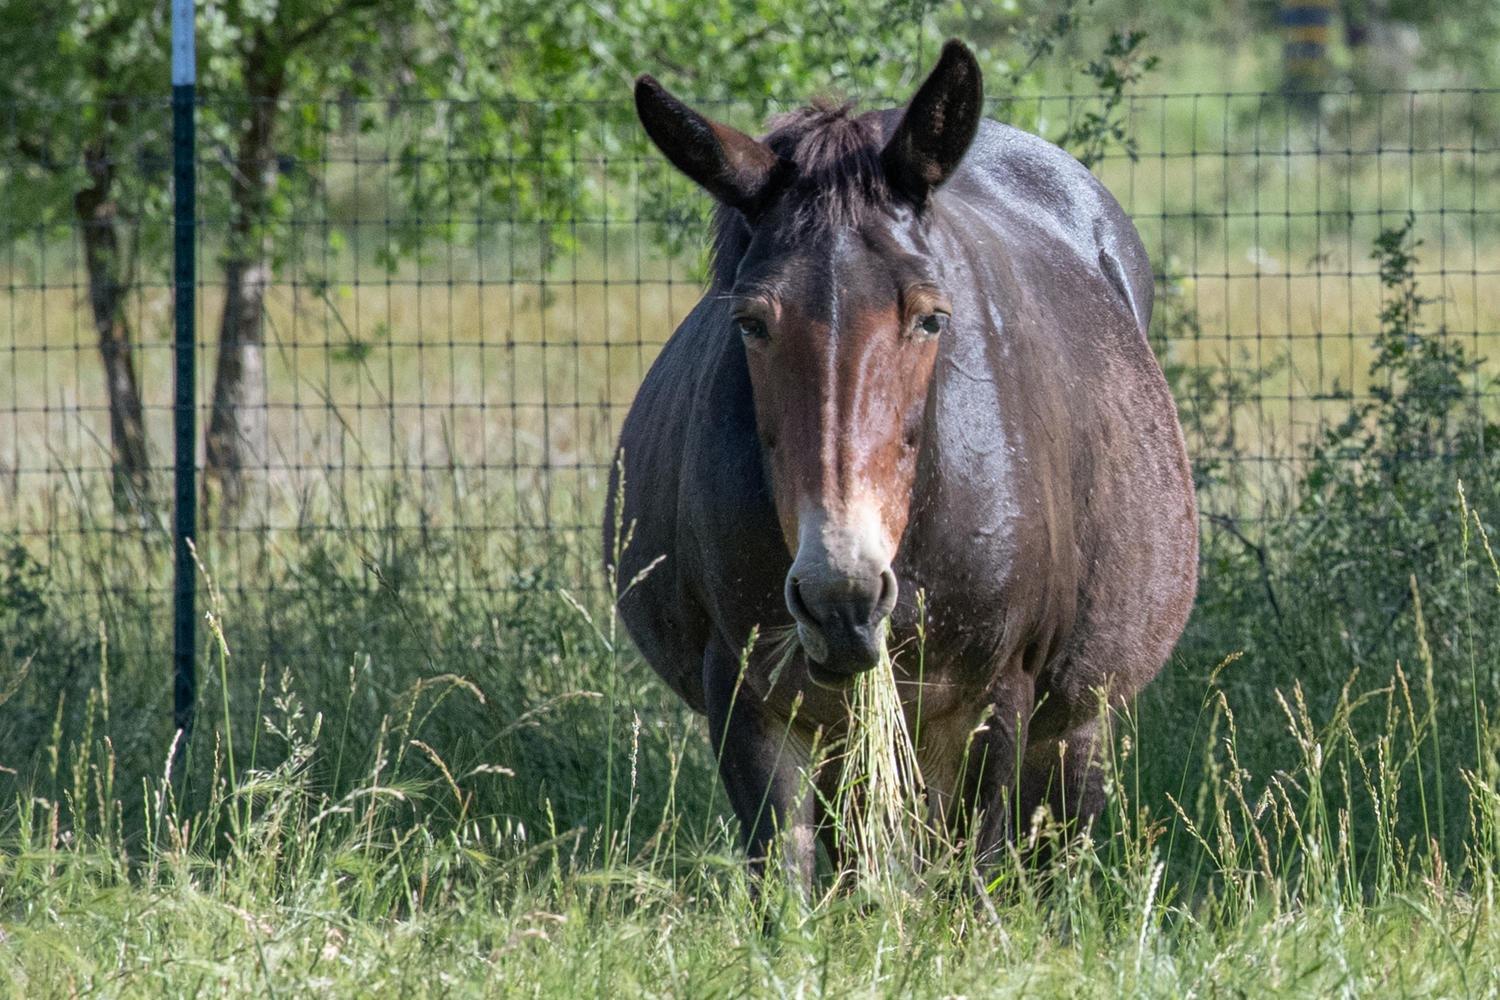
[{"left": 2, "top": 1, "right": 1500, "bottom": 994}]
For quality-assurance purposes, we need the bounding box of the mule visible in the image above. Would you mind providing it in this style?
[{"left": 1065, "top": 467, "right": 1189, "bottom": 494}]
[{"left": 606, "top": 40, "right": 1197, "bottom": 886}]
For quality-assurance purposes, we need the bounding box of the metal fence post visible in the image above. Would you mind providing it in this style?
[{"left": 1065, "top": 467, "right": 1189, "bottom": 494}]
[{"left": 171, "top": 0, "right": 198, "bottom": 743}]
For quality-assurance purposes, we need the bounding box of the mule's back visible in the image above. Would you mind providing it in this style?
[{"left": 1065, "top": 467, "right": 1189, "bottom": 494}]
[
  {"left": 925, "top": 117, "right": 1196, "bottom": 717},
  {"left": 947, "top": 118, "right": 1155, "bottom": 338}
]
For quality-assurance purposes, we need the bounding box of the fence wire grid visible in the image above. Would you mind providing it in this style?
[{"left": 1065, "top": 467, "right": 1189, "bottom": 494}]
[{"left": 3, "top": 88, "right": 1500, "bottom": 667}]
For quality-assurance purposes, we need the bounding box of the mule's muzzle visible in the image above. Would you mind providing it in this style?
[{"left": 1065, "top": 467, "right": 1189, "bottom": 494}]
[{"left": 785, "top": 566, "right": 898, "bottom": 678}]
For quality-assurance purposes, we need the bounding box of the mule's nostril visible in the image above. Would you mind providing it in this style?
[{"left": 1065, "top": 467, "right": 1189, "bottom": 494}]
[
  {"left": 785, "top": 573, "right": 815, "bottom": 625},
  {"left": 876, "top": 567, "right": 899, "bottom": 619}
]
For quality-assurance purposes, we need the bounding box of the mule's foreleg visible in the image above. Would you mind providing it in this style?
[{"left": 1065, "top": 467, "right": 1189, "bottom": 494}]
[{"left": 703, "top": 641, "right": 817, "bottom": 892}]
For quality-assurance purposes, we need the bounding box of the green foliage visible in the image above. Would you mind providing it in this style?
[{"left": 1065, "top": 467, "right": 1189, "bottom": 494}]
[
  {"left": 0, "top": 540, "right": 119, "bottom": 751},
  {"left": 0, "top": 2, "right": 1162, "bottom": 299},
  {"left": 1158, "top": 217, "right": 1500, "bottom": 871},
  {"left": 1322, "top": 218, "right": 1492, "bottom": 482},
  {"left": 1284, "top": 214, "right": 1498, "bottom": 647},
  {"left": 1054, "top": 27, "right": 1159, "bottom": 167},
  {"left": 0, "top": 544, "right": 50, "bottom": 663},
  {"left": 396, "top": 1, "right": 1086, "bottom": 272},
  {"left": 0, "top": 1, "right": 172, "bottom": 262}
]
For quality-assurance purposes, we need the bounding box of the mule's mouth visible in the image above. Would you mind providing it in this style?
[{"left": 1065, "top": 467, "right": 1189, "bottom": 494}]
[
  {"left": 804, "top": 656, "right": 863, "bottom": 691},
  {"left": 795, "top": 618, "right": 886, "bottom": 688},
  {"left": 793, "top": 620, "right": 829, "bottom": 665},
  {"left": 786, "top": 566, "right": 896, "bottom": 670}
]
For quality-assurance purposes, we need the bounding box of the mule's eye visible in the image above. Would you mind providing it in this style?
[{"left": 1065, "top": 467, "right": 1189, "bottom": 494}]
[
  {"left": 916, "top": 312, "right": 948, "bottom": 338},
  {"left": 735, "top": 316, "right": 769, "bottom": 341}
]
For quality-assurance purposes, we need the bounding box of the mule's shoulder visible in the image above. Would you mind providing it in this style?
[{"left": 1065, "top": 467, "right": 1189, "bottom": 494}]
[{"left": 947, "top": 119, "right": 1155, "bottom": 337}]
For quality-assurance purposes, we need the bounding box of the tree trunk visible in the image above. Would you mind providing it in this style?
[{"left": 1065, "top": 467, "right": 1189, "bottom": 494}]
[
  {"left": 75, "top": 140, "right": 151, "bottom": 514},
  {"left": 204, "top": 48, "right": 283, "bottom": 518}
]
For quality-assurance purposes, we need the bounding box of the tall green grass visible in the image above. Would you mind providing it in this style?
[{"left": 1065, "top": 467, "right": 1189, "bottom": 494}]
[{"left": 1, "top": 473, "right": 1497, "bottom": 993}]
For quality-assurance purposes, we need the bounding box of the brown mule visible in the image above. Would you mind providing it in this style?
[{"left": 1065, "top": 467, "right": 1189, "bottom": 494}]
[{"left": 607, "top": 40, "right": 1197, "bottom": 886}]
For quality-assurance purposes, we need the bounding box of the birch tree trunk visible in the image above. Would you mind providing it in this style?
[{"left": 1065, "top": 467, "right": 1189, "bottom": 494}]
[{"left": 204, "top": 42, "right": 283, "bottom": 518}]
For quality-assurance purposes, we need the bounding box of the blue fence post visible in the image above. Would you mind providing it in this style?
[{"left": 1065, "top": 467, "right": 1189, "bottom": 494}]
[
  {"left": 1279, "top": 0, "right": 1333, "bottom": 99},
  {"left": 171, "top": 0, "right": 198, "bottom": 746}
]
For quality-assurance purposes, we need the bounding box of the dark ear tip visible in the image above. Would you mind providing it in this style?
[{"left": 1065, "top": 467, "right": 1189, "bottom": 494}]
[
  {"left": 635, "top": 75, "right": 682, "bottom": 129},
  {"left": 635, "top": 75, "right": 662, "bottom": 101},
  {"left": 938, "top": 39, "right": 980, "bottom": 76}
]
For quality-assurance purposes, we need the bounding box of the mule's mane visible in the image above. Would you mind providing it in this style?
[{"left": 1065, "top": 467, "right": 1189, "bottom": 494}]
[{"left": 711, "top": 98, "right": 890, "bottom": 282}]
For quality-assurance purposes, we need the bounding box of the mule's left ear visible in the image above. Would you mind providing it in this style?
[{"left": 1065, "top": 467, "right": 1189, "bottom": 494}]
[
  {"left": 635, "top": 74, "right": 792, "bottom": 220},
  {"left": 882, "top": 40, "right": 984, "bottom": 206}
]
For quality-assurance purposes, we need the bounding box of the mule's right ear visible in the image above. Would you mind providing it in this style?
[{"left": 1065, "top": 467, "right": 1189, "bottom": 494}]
[
  {"left": 635, "top": 75, "right": 791, "bottom": 220},
  {"left": 881, "top": 40, "right": 984, "bottom": 206}
]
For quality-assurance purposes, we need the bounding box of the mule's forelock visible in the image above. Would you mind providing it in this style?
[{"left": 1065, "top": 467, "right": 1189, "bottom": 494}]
[{"left": 764, "top": 100, "right": 891, "bottom": 231}]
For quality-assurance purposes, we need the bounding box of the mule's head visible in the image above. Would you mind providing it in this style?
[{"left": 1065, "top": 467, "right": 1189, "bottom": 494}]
[{"left": 636, "top": 42, "right": 983, "bottom": 681}]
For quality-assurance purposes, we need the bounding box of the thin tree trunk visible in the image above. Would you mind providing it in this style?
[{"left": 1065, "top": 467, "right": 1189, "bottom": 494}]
[
  {"left": 204, "top": 46, "right": 283, "bottom": 518},
  {"left": 75, "top": 139, "right": 150, "bottom": 514}
]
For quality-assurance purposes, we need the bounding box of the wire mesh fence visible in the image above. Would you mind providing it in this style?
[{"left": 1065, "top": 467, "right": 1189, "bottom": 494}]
[{"left": 3, "top": 88, "right": 1499, "bottom": 667}]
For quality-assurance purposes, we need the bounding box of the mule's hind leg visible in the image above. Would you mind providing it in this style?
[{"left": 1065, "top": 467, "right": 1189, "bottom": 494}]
[
  {"left": 958, "top": 668, "right": 1035, "bottom": 869},
  {"left": 1017, "top": 720, "right": 1106, "bottom": 859},
  {"left": 702, "top": 640, "right": 817, "bottom": 893}
]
